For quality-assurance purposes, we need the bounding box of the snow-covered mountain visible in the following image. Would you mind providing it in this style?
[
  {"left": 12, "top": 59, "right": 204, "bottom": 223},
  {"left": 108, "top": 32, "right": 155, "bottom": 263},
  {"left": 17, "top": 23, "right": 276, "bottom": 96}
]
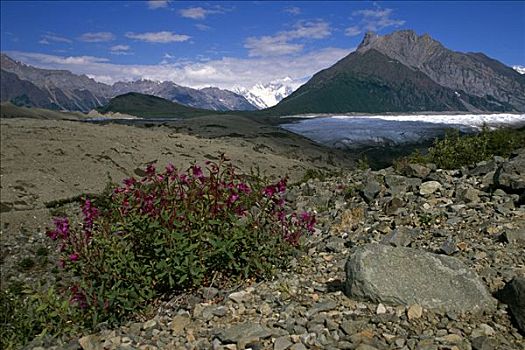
[
  {"left": 233, "top": 77, "right": 305, "bottom": 109},
  {"left": 513, "top": 65, "right": 525, "bottom": 74}
]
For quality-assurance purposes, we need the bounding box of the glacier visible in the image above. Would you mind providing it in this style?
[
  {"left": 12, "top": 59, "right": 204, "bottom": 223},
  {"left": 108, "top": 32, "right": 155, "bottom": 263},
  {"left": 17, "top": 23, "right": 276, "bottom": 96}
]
[{"left": 281, "top": 114, "right": 525, "bottom": 150}]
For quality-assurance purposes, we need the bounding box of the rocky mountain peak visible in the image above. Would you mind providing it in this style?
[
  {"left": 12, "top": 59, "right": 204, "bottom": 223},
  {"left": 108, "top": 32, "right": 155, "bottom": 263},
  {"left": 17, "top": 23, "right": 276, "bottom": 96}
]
[
  {"left": 358, "top": 31, "right": 380, "bottom": 49},
  {"left": 356, "top": 30, "right": 445, "bottom": 68}
]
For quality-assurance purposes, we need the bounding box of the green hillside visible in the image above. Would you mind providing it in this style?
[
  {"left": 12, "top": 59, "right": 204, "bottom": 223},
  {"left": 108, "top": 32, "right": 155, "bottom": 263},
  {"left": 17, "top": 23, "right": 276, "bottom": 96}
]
[{"left": 97, "top": 92, "right": 214, "bottom": 118}]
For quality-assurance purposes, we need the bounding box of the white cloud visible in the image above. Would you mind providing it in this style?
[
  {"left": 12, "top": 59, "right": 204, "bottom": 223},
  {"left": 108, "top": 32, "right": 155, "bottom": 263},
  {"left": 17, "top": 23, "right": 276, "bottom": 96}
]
[
  {"left": 7, "top": 52, "right": 109, "bottom": 65},
  {"left": 110, "top": 45, "right": 132, "bottom": 55},
  {"left": 79, "top": 32, "right": 115, "bottom": 42},
  {"left": 6, "top": 47, "right": 352, "bottom": 89},
  {"left": 148, "top": 0, "right": 169, "bottom": 9},
  {"left": 345, "top": 26, "right": 362, "bottom": 37},
  {"left": 245, "top": 20, "right": 331, "bottom": 57},
  {"left": 179, "top": 7, "right": 207, "bottom": 19},
  {"left": 245, "top": 36, "right": 304, "bottom": 57},
  {"left": 346, "top": 6, "right": 405, "bottom": 36},
  {"left": 284, "top": 6, "right": 301, "bottom": 15},
  {"left": 110, "top": 45, "right": 130, "bottom": 52},
  {"left": 179, "top": 5, "right": 229, "bottom": 20},
  {"left": 195, "top": 23, "right": 211, "bottom": 31},
  {"left": 39, "top": 33, "right": 72, "bottom": 45},
  {"left": 125, "top": 31, "right": 190, "bottom": 43}
]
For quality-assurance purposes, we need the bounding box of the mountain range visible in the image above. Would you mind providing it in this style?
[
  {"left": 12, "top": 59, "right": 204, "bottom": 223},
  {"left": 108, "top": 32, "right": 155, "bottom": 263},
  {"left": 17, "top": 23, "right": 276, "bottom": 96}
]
[
  {"left": 2, "top": 30, "right": 525, "bottom": 115},
  {"left": 270, "top": 30, "right": 525, "bottom": 114},
  {"left": 0, "top": 54, "right": 259, "bottom": 112}
]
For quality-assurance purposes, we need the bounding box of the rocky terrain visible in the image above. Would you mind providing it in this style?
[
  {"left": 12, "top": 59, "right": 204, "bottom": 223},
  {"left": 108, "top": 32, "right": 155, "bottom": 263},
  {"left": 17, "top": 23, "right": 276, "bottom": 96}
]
[{"left": 3, "top": 137, "right": 524, "bottom": 349}]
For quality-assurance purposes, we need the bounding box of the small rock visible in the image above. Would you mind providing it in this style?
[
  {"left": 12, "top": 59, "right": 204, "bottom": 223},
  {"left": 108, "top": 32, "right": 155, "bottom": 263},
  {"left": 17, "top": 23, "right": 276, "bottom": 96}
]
[
  {"left": 500, "top": 228, "right": 525, "bottom": 244},
  {"left": 407, "top": 304, "right": 423, "bottom": 320},
  {"left": 274, "top": 336, "right": 293, "bottom": 350},
  {"left": 258, "top": 302, "right": 272, "bottom": 316},
  {"left": 362, "top": 180, "right": 382, "bottom": 203},
  {"left": 340, "top": 320, "right": 368, "bottom": 335},
  {"left": 355, "top": 344, "right": 380, "bottom": 350},
  {"left": 376, "top": 303, "right": 387, "bottom": 314},
  {"left": 470, "top": 160, "right": 496, "bottom": 176},
  {"left": 471, "top": 336, "right": 496, "bottom": 350},
  {"left": 440, "top": 238, "right": 458, "bottom": 255},
  {"left": 307, "top": 301, "right": 337, "bottom": 316},
  {"left": 438, "top": 334, "right": 463, "bottom": 344},
  {"left": 381, "top": 227, "right": 415, "bottom": 247},
  {"left": 384, "top": 197, "right": 405, "bottom": 215},
  {"left": 202, "top": 287, "right": 219, "bottom": 299},
  {"left": 395, "top": 338, "right": 406, "bottom": 347},
  {"left": 228, "top": 290, "right": 250, "bottom": 304},
  {"left": 217, "top": 322, "right": 272, "bottom": 344},
  {"left": 78, "top": 335, "right": 100, "bottom": 350},
  {"left": 420, "top": 181, "right": 442, "bottom": 196},
  {"left": 213, "top": 306, "right": 228, "bottom": 317},
  {"left": 171, "top": 315, "right": 190, "bottom": 335},
  {"left": 494, "top": 153, "right": 525, "bottom": 196},
  {"left": 401, "top": 163, "right": 432, "bottom": 179},
  {"left": 384, "top": 175, "right": 409, "bottom": 195},
  {"left": 456, "top": 187, "right": 480, "bottom": 203},
  {"left": 143, "top": 319, "right": 158, "bottom": 330},
  {"left": 290, "top": 344, "right": 307, "bottom": 350}
]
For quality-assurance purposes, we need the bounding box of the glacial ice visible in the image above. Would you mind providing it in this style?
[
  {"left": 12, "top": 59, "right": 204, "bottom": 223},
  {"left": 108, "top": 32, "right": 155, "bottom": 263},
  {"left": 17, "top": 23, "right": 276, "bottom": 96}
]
[{"left": 281, "top": 114, "right": 525, "bottom": 149}]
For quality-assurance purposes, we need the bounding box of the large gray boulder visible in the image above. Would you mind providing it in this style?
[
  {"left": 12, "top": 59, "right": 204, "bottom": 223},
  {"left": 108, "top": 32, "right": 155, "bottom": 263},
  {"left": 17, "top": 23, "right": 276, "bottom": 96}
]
[{"left": 344, "top": 244, "right": 496, "bottom": 313}]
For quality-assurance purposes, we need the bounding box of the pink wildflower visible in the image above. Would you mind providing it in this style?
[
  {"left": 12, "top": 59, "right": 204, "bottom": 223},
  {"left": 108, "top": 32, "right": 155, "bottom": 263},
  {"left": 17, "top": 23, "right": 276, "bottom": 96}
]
[
  {"left": 237, "top": 182, "right": 251, "bottom": 194},
  {"left": 191, "top": 165, "right": 204, "bottom": 179},
  {"left": 82, "top": 199, "right": 99, "bottom": 233},
  {"left": 165, "top": 163, "right": 176, "bottom": 176},
  {"left": 47, "top": 217, "right": 70, "bottom": 240},
  {"left": 227, "top": 193, "right": 240, "bottom": 206},
  {"left": 69, "top": 253, "right": 79, "bottom": 261},
  {"left": 276, "top": 178, "right": 287, "bottom": 193},
  {"left": 263, "top": 185, "right": 276, "bottom": 197},
  {"left": 145, "top": 164, "right": 156, "bottom": 177},
  {"left": 123, "top": 177, "right": 136, "bottom": 188}
]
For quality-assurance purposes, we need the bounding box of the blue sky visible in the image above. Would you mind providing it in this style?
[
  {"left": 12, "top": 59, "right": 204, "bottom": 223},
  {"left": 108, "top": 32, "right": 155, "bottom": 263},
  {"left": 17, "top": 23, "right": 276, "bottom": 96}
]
[{"left": 1, "top": 1, "right": 524, "bottom": 89}]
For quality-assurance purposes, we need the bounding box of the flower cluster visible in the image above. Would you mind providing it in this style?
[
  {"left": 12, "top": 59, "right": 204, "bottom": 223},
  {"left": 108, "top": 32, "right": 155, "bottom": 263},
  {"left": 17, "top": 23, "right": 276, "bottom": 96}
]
[{"left": 46, "top": 155, "right": 316, "bottom": 324}]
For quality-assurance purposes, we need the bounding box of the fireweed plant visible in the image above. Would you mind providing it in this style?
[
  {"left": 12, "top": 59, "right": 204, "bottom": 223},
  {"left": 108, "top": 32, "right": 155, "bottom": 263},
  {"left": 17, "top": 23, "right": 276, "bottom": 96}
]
[{"left": 46, "top": 155, "right": 315, "bottom": 326}]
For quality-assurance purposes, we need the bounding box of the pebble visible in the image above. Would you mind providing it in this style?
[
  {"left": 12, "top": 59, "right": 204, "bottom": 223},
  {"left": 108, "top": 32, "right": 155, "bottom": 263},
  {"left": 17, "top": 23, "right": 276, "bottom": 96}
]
[
  {"left": 376, "top": 303, "right": 387, "bottom": 314},
  {"left": 407, "top": 304, "right": 423, "bottom": 320}
]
